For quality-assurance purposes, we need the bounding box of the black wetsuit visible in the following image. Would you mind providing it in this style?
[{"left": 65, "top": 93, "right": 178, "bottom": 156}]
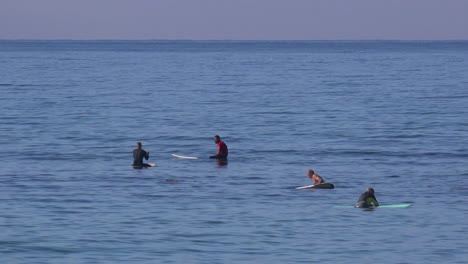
[
  {"left": 133, "top": 148, "right": 149, "bottom": 167},
  {"left": 354, "top": 191, "right": 379, "bottom": 208}
]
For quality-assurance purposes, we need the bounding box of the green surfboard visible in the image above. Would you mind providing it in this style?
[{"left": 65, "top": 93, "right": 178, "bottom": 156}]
[{"left": 334, "top": 203, "right": 412, "bottom": 209}]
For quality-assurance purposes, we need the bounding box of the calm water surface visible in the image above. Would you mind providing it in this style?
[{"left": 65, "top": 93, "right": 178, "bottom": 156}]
[{"left": 0, "top": 41, "right": 467, "bottom": 263}]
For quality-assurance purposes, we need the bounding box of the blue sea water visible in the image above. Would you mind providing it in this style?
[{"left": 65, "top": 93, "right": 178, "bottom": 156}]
[{"left": 0, "top": 40, "right": 467, "bottom": 264}]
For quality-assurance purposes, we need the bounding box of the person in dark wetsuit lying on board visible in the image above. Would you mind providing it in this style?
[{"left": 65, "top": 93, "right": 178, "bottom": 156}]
[
  {"left": 354, "top": 188, "right": 379, "bottom": 208},
  {"left": 132, "top": 142, "right": 150, "bottom": 168},
  {"left": 307, "top": 169, "right": 325, "bottom": 185},
  {"left": 209, "top": 135, "right": 228, "bottom": 160}
]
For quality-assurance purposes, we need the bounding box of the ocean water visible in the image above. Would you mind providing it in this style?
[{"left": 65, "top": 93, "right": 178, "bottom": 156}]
[{"left": 0, "top": 40, "right": 467, "bottom": 264}]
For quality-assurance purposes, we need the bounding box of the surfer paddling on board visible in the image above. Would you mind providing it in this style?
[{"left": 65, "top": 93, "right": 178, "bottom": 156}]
[
  {"left": 354, "top": 188, "right": 379, "bottom": 208},
  {"left": 132, "top": 142, "right": 151, "bottom": 168},
  {"left": 307, "top": 169, "right": 325, "bottom": 185},
  {"left": 296, "top": 169, "right": 334, "bottom": 189},
  {"left": 209, "top": 135, "right": 228, "bottom": 161}
]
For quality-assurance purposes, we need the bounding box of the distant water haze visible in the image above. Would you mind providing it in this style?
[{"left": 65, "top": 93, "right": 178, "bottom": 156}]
[{"left": 1, "top": 0, "right": 467, "bottom": 40}]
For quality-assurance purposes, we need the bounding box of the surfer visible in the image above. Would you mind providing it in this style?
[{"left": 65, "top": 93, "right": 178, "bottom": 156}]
[
  {"left": 354, "top": 188, "right": 379, "bottom": 208},
  {"left": 132, "top": 142, "right": 150, "bottom": 168},
  {"left": 307, "top": 169, "right": 325, "bottom": 185},
  {"left": 209, "top": 135, "right": 228, "bottom": 160}
]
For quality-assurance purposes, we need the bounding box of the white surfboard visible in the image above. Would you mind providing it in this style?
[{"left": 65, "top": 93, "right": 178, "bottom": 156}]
[
  {"left": 296, "top": 185, "right": 315, "bottom": 190},
  {"left": 296, "top": 183, "right": 335, "bottom": 190},
  {"left": 130, "top": 163, "right": 157, "bottom": 168},
  {"left": 172, "top": 154, "right": 199, "bottom": 160}
]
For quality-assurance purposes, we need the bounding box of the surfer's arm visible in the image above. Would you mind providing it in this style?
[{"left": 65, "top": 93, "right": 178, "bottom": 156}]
[
  {"left": 368, "top": 197, "right": 379, "bottom": 206},
  {"left": 317, "top": 175, "right": 325, "bottom": 184},
  {"left": 313, "top": 175, "right": 324, "bottom": 184},
  {"left": 210, "top": 145, "right": 221, "bottom": 158},
  {"left": 216, "top": 144, "right": 222, "bottom": 155},
  {"left": 145, "top": 151, "right": 149, "bottom": 160}
]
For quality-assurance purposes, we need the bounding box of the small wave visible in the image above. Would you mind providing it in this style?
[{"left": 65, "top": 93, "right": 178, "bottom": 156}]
[
  {"left": 21, "top": 245, "right": 78, "bottom": 254},
  {"left": 17, "top": 84, "right": 47, "bottom": 87}
]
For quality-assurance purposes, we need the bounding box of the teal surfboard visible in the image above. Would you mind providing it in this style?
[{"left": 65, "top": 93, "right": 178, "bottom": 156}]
[
  {"left": 378, "top": 204, "right": 412, "bottom": 208},
  {"left": 334, "top": 203, "right": 412, "bottom": 209}
]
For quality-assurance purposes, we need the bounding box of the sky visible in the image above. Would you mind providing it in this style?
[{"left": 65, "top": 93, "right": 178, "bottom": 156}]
[{"left": 1, "top": 0, "right": 467, "bottom": 40}]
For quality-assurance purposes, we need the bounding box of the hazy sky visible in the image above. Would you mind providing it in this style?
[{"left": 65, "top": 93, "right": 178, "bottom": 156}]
[{"left": 1, "top": 0, "right": 467, "bottom": 40}]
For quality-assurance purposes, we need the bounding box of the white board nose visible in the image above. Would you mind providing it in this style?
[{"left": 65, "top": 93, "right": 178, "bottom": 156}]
[{"left": 172, "top": 154, "right": 199, "bottom": 160}]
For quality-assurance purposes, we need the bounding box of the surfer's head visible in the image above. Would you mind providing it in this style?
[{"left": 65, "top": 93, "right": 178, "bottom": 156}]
[
  {"left": 307, "top": 169, "right": 315, "bottom": 178},
  {"left": 368, "top": 188, "right": 375, "bottom": 194},
  {"left": 136, "top": 142, "right": 142, "bottom": 149},
  {"left": 214, "top": 135, "right": 221, "bottom": 143}
]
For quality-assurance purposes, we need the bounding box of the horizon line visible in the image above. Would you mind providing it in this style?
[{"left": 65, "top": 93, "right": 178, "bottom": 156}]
[{"left": 1, "top": 38, "right": 468, "bottom": 42}]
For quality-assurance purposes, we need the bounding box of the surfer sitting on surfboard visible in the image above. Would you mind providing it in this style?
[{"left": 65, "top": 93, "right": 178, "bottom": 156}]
[
  {"left": 209, "top": 135, "right": 228, "bottom": 160},
  {"left": 132, "top": 141, "right": 151, "bottom": 168},
  {"left": 354, "top": 188, "right": 379, "bottom": 208},
  {"left": 307, "top": 169, "right": 325, "bottom": 185}
]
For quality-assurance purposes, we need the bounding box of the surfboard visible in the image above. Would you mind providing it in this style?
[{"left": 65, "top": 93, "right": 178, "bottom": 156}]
[
  {"left": 378, "top": 204, "right": 412, "bottom": 208},
  {"left": 172, "top": 154, "right": 198, "bottom": 160},
  {"left": 296, "top": 183, "right": 335, "bottom": 190},
  {"left": 130, "top": 163, "right": 157, "bottom": 168},
  {"left": 334, "top": 203, "right": 412, "bottom": 209}
]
